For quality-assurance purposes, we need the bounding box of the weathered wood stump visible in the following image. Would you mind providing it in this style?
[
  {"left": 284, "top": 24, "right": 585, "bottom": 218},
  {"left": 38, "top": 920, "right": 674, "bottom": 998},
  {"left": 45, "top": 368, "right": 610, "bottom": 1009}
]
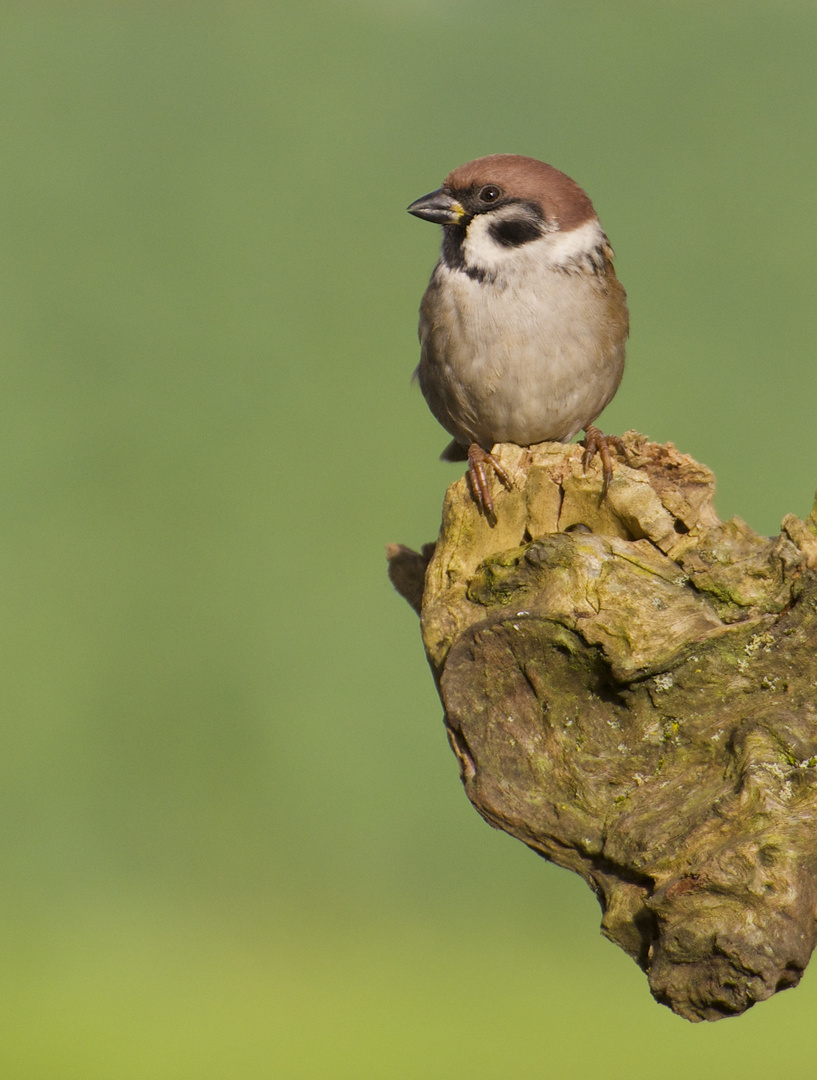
[{"left": 387, "top": 432, "right": 817, "bottom": 1022}]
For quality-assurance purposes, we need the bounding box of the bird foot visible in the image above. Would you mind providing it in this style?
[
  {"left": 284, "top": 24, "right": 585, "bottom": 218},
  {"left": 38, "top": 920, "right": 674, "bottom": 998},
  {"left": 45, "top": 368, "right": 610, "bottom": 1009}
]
[
  {"left": 582, "top": 426, "right": 629, "bottom": 496},
  {"left": 467, "top": 444, "right": 512, "bottom": 522}
]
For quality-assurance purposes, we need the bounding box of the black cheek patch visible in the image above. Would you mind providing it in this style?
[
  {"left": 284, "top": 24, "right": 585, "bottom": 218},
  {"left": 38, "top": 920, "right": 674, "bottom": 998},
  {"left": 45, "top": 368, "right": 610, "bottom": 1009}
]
[{"left": 488, "top": 217, "right": 543, "bottom": 248}]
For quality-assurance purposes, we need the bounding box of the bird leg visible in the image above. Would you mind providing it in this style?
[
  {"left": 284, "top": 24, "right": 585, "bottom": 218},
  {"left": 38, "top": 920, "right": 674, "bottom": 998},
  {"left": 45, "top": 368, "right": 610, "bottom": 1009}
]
[
  {"left": 467, "top": 443, "right": 512, "bottom": 521},
  {"left": 582, "top": 426, "right": 629, "bottom": 496}
]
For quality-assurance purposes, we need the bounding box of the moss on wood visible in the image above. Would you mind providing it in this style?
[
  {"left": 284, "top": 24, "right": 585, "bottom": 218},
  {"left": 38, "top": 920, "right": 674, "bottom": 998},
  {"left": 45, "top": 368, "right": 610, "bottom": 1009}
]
[{"left": 388, "top": 433, "right": 817, "bottom": 1022}]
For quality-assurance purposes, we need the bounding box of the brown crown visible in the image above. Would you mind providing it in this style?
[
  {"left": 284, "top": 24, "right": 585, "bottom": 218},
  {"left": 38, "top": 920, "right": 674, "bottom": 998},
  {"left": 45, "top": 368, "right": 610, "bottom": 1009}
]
[{"left": 444, "top": 154, "right": 596, "bottom": 231}]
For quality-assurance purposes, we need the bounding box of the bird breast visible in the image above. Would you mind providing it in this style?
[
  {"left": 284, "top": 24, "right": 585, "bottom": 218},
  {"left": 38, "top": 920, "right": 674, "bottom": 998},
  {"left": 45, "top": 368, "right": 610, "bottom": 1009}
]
[{"left": 418, "top": 258, "right": 628, "bottom": 449}]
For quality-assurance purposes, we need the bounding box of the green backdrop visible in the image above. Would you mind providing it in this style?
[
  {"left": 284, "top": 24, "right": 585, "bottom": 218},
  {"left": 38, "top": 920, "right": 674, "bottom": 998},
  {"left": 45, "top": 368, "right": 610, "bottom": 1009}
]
[{"left": 2, "top": 3, "right": 816, "bottom": 1076}]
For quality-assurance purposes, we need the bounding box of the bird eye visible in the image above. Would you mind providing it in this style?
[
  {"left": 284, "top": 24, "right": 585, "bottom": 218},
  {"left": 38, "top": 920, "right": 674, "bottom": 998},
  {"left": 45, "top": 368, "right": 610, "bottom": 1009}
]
[{"left": 479, "top": 185, "right": 502, "bottom": 203}]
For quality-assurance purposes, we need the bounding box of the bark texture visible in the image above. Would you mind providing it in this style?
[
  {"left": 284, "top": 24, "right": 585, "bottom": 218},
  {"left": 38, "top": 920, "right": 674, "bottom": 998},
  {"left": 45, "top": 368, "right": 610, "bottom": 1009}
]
[{"left": 387, "top": 432, "right": 817, "bottom": 1022}]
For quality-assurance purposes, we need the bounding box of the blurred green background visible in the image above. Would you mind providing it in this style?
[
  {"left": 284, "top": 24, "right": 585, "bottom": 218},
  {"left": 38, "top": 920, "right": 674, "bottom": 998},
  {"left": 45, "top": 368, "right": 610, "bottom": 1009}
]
[{"left": 1, "top": 2, "right": 816, "bottom": 1076}]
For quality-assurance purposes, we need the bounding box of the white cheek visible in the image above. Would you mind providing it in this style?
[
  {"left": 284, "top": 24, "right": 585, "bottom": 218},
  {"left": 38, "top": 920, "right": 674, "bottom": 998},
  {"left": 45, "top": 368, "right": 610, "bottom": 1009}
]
[
  {"left": 461, "top": 214, "right": 606, "bottom": 274},
  {"left": 545, "top": 219, "right": 608, "bottom": 265},
  {"left": 460, "top": 214, "right": 509, "bottom": 270}
]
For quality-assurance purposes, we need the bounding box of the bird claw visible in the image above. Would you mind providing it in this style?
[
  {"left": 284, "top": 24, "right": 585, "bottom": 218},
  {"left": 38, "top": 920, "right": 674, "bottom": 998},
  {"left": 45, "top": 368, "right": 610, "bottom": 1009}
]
[
  {"left": 582, "top": 426, "right": 628, "bottom": 497},
  {"left": 467, "top": 444, "right": 512, "bottom": 521}
]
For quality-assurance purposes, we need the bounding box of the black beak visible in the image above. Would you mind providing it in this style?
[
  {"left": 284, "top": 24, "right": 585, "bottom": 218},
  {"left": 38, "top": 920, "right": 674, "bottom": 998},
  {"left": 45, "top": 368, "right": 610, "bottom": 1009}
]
[{"left": 407, "top": 188, "right": 465, "bottom": 225}]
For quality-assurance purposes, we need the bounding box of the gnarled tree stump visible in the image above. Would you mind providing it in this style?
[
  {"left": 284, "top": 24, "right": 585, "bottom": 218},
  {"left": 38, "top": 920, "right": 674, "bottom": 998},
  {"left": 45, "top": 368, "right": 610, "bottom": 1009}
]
[{"left": 387, "top": 432, "right": 817, "bottom": 1022}]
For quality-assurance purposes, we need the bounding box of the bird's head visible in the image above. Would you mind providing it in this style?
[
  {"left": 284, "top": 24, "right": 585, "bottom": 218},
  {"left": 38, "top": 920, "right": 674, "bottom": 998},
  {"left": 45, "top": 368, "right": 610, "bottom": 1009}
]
[{"left": 408, "top": 154, "right": 608, "bottom": 280}]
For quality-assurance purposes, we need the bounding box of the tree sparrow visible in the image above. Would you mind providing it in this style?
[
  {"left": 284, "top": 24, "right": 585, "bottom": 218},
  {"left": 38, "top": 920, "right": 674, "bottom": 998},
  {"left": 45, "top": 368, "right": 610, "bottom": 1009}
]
[{"left": 408, "top": 154, "right": 629, "bottom": 518}]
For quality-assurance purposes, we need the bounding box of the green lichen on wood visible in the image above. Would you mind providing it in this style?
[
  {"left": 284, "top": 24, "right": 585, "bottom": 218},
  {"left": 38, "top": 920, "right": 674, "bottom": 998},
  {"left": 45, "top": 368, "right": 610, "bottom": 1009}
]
[{"left": 388, "top": 433, "right": 817, "bottom": 1022}]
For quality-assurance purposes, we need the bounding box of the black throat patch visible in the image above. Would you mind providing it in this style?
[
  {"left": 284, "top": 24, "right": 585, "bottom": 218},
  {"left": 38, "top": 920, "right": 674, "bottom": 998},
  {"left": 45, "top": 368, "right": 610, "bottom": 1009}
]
[{"left": 440, "top": 223, "right": 493, "bottom": 282}]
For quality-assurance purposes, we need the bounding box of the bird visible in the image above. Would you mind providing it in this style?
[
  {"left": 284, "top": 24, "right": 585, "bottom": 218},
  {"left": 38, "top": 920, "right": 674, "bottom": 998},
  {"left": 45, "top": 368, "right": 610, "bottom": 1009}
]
[{"left": 407, "top": 153, "right": 629, "bottom": 519}]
